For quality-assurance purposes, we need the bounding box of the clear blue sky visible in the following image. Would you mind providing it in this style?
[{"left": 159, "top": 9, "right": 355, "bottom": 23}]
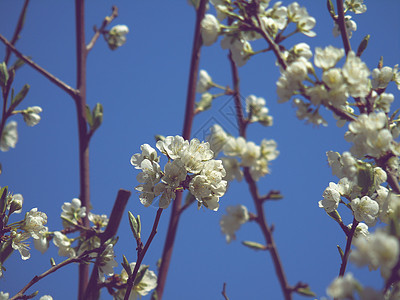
[{"left": 0, "top": 1, "right": 399, "bottom": 299}]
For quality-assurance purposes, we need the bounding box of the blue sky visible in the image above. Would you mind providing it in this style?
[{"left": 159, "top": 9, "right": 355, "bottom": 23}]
[{"left": 0, "top": 1, "right": 400, "bottom": 299}]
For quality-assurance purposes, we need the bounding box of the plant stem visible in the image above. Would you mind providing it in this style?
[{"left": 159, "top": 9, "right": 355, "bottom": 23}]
[
  {"left": 336, "top": 0, "right": 351, "bottom": 55},
  {"left": 228, "top": 50, "right": 292, "bottom": 300},
  {"left": 0, "top": 34, "right": 78, "bottom": 98},
  {"left": 75, "top": 0, "right": 91, "bottom": 298},
  {"left": 339, "top": 217, "right": 358, "bottom": 276},
  {"left": 4, "top": 0, "right": 30, "bottom": 65},
  {"left": 124, "top": 208, "right": 163, "bottom": 300},
  {"left": 155, "top": 1, "right": 207, "bottom": 299}
]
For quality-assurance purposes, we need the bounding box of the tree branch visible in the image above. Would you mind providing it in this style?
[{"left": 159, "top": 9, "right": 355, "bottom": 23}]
[
  {"left": 336, "top": 0, "right": 351, "bottom": 55},
  {"left": 124, "top": 208, "right": 163, "bottom": 300},
  {"left": 0, "top": 34, "right": 78, "bottom": 98},
  {"left": 86, "top": 6, "right": 119, "bottom": 52},
  {"left": 155, "top": 1, "right": 207, "bottom": 298},
  {"left": 4, "top": 0, "right": 30, "bottom": 65},
  {"left": 338, "top": 217, "right": 358, "bottom": 276}
]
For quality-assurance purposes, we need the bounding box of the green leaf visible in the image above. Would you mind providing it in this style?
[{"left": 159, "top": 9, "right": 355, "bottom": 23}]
[
  {"left": 356, "top": 35, "right": 370, "bottom": 57},
  {"left": 0, "top": 186, "right": 8, "bottom": 215},
  {"left": 10, "top": 57, "right": 27, "bottom": 72},
  {"left": 0, "top": 62, "right": 9, "bottom": 89},
  {"left": 50, "top": 257, "right": 56, "bottom": 267},
  {"left": 128, "top": 211, "right": 140, "bottom": 240},
  {"left": 122, "top": 255, "right": 132, "bottom": 276},
  {"left": 296, "top": 287, "right": 316, "bottom": 297},
  {"left": 151, "top": 290, "right": 159, "bottom": 300},
  {"left": 11, "top": 84, "right": 30, "bottom": 108},
  {"left": 133, "top": 265, "right": 149, "bottom": 287},
  {"left": 327, "top": 209, "right": 343, "bottom": 224},
  {"left": 242, "top": 241, "right": 267, "bottom": 251},
  {"left": 327, "top": 0, "right": 335, "bottom": 18},
  {"left": 85, "top": 105, "right": 93, "bottom": 127},
  {"left": 357, "top": 164, "right": 374, "bottom": 196},
  {"left": 337, "top": 245, "right": 344, "bottom": 260},
  {"left": 92, "top": 103, "right": 103, "bottom": 131}
]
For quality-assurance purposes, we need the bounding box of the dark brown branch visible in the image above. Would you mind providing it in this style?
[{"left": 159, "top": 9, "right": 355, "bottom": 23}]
[
  {"left": 84, "top": 189, "right": 131, "bottom": 299},
  {"left": 124, "top": 208, "right": 163, "bottom": 300},
  {"left": 4, "top": 0, "right": 30, "bottom": 65},
  {"left": 75, "top": 0, "right": 91, "bottom": 298},
  {"left": 338, "top": 217, "right": 358, "bottom": 276},
  {"left": 229, "top": 47, "right": 293, "bottom": 300},
  {"left": 336, "top": 0, "right": 351, "bottom": 55},
  {"left": 222, "top": 282, "right": 229, "bottom": 300},
  {"left": 86, "top": 6, "right": 119, "bottom": 52},
  {"left": 155, "top": 1, "right": 207, "bottom": 298},
  {"left": 10, "top": 249, "right": 98, "bottom": 300},
  {"left": 0, "top": 34, "right": 78, "bottom": 98}
]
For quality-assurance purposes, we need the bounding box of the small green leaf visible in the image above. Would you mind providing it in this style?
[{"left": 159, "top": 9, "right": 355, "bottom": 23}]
[
  {"left": 26, "top": 290, "right": 39, "bottom": 299},
  {"left": 136, "top": 215, "right": 141, "bottom": 238},
  {"left": 92, "top": 103, "right": 103, "bottom": 131},
  {"left": 296, "top": 287, "right": 316, "bottom": 297},
  {"left": 122, "top": 255, "right": 132, "bottom": 276},
  {"left": 269, "top": 193, "right": 283, "bottom": 200},
  {"left": 85, "top": 105, "right": 93, "bottom": 127},
  {"left": 0, "top": 186, "right": 8, "bottom": 215},
  {"left": 128, "top": 211, "right": 140, "bottom": 240},
  {"left": 242, "top": 241, "right": 267, "bottom": 251},
  {"left": 151, "top": 290, "right": 159, "bottom": 300},
  {"left": 0, "top": 62, "right": 9, "bottom": 89},
  {"left": 327, "top": 0, "right": 335, "bottom": 18},
  {"left": 356, "top": 35, "right": 370, "bottom": 57},
  {"left": 11, "top": 84, "right": 30, "bottom": 108},
  {"left": 327, "top": 209, "right": 343, "bottom": 224},
  {"left": 337, "top": 245, "right": 344, "bottom": 260},
  {"left": 133, "top": 265, "right": 149, "bottom": 286},
  {"left": 50, "top": 257, "right": 56, "bottom": 267},
  {"left": 10, "top": 57, "right": 27, "bottom": 72}
]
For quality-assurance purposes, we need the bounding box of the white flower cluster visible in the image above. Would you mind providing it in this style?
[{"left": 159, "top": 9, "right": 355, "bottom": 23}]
[
  {"left": 61, "top": 198, "right": 87, "bottom": 227},
  {"left": 327, "top": 273, "right": 359, "bottom": 299},
  {"left": 245, "top": 95, "right": 273, "bottom": 126},
  {"left": 131, "top": 136, "right": 227, "bottom": 211},
  {"left": 207, "top": 125, "right": 279, "bottom": 182},
  {"left": 0, "top": 121, "right": 17, "bottom": 152},
  {"left": 345, "top": 112, "right": 400, "bottom": 158},
  {"left": 106, "top": 25, "right": 129, "bottom": 50},
  {"left": 344, "top": 0, "right": 367, "bottom": 14},
  {"left": 220, "top": 204, "right": 249, "bottom": 243},
  {"left": 321, "top": 151, "right": 394, "bottom": 227},
  {"left": 114, "top": 263, "right": 157, "bottom": 300},
  {"left": 22, "top": 106, "right": 42, "bottom": 127},
  {"left": 350, "top": 230, "right": 399, "bottom": 278},
  {"left": 201, "top": 1, "right": 315, "bottom": 67}
]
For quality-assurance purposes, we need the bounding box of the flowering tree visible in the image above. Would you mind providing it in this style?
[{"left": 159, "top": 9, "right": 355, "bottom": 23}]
[{"left": 1, "top": 0, "right": 400, "bottom": 299}]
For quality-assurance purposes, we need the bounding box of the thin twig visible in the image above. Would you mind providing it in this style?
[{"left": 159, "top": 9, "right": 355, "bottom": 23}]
[
  {"left": 10, "top": 249, "right": 98, "bottom": 300},
  {"left": 4, "top": 0, "right": 30, "bottom": 65},
  {"left": 336, "top": 0, "right": 351, "bottom": 55},
  {"left": 124, "top": 208, "right": 163, "bottom": 300},
  {"left": 222, "top": 282, "right": 229, "bottom": 300},
  {"left": 338, "top": 217, "right": 358, "bottom": 276},
  {"left": 86, "top": 6, "right": 119, "bottom": 52},
  {"left": 155, "top": 1, "right": 207, "bottom": 298},
  {"left": 229, "top": 49, "right": 293, "bottom": 300},
  {"left": 0, "top": 34, "right": 78, "bottom": 98}
]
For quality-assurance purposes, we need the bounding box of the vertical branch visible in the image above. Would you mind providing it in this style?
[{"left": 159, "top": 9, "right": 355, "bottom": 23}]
[
  {"left": 75, "top": 0, "right": 90, "bottom": 299},
  {"left": 229, "top": 53, "right": 292, "bottom": 300},
  {"left": 155, "top": 1, "right": 207, "bottom": 298},
  {"left": 4, "top": 0, "right": 30, "bottom": 65},
  {"left": 338, "top": 217, "right": 358, "bottom": 276},
  {"left": 336, "top": 0, "right": 351, "bottom": 55}
]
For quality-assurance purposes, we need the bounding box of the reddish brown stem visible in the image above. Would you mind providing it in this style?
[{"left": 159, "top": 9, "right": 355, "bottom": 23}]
[
  {"left": 75, "top": 0, "right": 91, "bottom": 298},
  {"left": 336, "top": 0, "right": 351, "bottom": 55},
  {"left": 338, "top": 217, "right": 358, "bottom": 276},
  {"left": 155, "top": 1, "right": 207, "bottom": 298}
]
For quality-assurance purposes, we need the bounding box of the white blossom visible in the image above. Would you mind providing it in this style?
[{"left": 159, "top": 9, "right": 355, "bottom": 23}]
[
  {"left": 245, "top": 95, "right": 273, "bottom": 125},
  {"left": 314, "top": 46, "right": 344, "bottom": 70},
  {"left": 344, "top": 0, "right": 367, "bottom": 14},
  {"left": 98, "top": 244, "right": 118, "bottom": 281},
  {"left": 88, "top": 212, "right": 109, "bottom": 229},
  {"left": 61, "top": 198, "right": 86, "bottom": 227},
  {"left": 348, "top": 222, "right": 369, "bottom": 238},
  {"left": 200, "top": 14, "right": 220, "bottom": 46},
  {"left": 22, "top": 208, "right": 48, "bottom": 240},
  {"left": 351, "top": 196, "right": 379, "bottom": 226},
  {"left": 350, "top": 230, "right": 399, "bottom": 277},
  {"left": 130, "top": 144, "right": 159, "bottom": 169},
  {"left": 22, "top": 106, "right": 42, "bottom": 127},
  {"left": 221, "top": 157, "right": 243, "bottom": 181},
  {"left": 196, "top": 70, "right": 213, "bottom": 93},
  {"left": 39, "top": 296, "right": 53, "bottom": 300},
  {"left": 33, "top": 227, "right": 49, "bottom": 254},
  {"left": 53, "top": 231, "right": 75, "bottom": 257},
  {"left": 156, "top": 135, "right": 188, "bottom": 160},
  {"left": 372, "top": 66, "right": 395, "bottom": 89},
  {"left": 114, "top": 263, "right": 157, "bottom": 300},
  {"left": 11, "top": 232, "right": 31, "bottom": 260},
  {"left": 207, "top": 124, "right": 229, "bottom": 156},
  {"left": 220, "top": 204, "right": 249, "bottom": 243},
  {"left": 0, "top": 121, "right": 18, "bottom": 152},
  {"left": 342, "top": 51, "right": 370, "bottom": 97},
  {"left": 333, "top": 15, "right": 357, "bottom": 38},
  {"left": 221, "top": 35, "right": 253, "bottom": 67},
  {"left": 0, "top": 292, "right": 9, "bottom": 300},
  {"left": 327, "top": 273, "right": 358, "bottom": 299},
  {"left": 107, "top": 25, "right": 129, "bottom": 50},
  {"left": 319, "top": 182, "right": 341, "bottom": 212},
  {"left": 7, "top": 193, "right": 23, "bottom": 214}
]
